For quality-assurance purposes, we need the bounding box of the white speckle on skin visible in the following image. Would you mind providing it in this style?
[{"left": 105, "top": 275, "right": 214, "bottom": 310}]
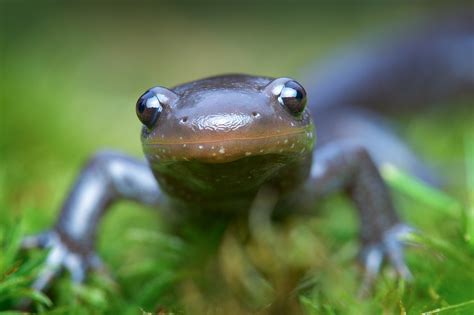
[
  {"left": 198, "top": 145, "right": 204, "bottom": 149},
  {"left": 290, "top": 143, "right": 295, "bottom": 149},
  {"left": 183, "top": 144, "right": 187, "bottom": 148},
  {"left": 161, "top": 134, "right": 164, "bottom": 138},
  {"left": 245, "top": 152, "right": 252, "bottom": 156},
  {"left": 211, "top": 146, "right": 215, "bottom": 150},
  {"left": 290, "top": 122, "right": 295, "bottom": 127},
  {"left": 259, "top": 149, "right": 264, "bottom": 153},
  {"left": 219, "top": 147, "right": 225, "bottom": 154},
  {"left": 179, "top": 136, "right": 183, "bottom": 140},
  {"left": 284, "top": 139, "right": 288, "bottom": 144}
]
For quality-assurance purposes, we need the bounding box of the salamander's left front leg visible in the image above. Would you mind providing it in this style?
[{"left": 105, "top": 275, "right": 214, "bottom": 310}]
[
  {"left": 21, "top": 150, "right": 163, "bottom": 292},
  {"left": 305, "top": 141, "right": 412, "bottom": 285}
]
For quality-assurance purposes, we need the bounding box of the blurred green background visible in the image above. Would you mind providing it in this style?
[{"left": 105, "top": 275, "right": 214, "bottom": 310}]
[{"left": 1, "top": 1, "right": 473, "bottom": 314}]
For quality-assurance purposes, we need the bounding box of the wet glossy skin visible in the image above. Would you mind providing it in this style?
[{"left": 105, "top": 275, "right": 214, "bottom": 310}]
[
  {"left": 140, "top": 75, "right": 314, "bottom": 212},
  {"left": 20, "top": 15, "right": 474, "bottom": 300}
]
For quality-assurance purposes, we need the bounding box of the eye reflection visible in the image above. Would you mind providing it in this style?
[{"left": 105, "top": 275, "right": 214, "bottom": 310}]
[
  {"left": 136, "top": 90, "right": 163, "bottom": 128},
  {"left": 278, "top": 80, "right": 307, "bottom": 115}
]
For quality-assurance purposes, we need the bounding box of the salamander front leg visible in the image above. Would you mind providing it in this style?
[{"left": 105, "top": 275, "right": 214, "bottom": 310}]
[
  {"left": 22, "top": 150, "right": 162, "bottom": 291},
  {"left": 305, "top": 142, "right": 413, "bottom": 288}
]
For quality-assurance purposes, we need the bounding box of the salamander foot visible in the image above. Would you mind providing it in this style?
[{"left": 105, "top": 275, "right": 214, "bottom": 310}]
[
  {"left": 21, "top": 230, "right": 105, "bottom": 292},
  {"left": 358, "top": 224, "right": 414, "bottom": 296}
]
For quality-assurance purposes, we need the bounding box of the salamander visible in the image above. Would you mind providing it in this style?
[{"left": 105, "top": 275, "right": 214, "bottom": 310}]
[{"left": 22, "top": 14, "right": 473, "bottom": 294}]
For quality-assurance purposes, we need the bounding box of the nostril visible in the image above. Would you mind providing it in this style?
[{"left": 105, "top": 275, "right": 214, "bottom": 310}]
[
  {"left": 180, "top": 117, "right": 188, "bottom": 123},
  {"left": 252, "top": 112, "right": 260, "bottom": 118}
]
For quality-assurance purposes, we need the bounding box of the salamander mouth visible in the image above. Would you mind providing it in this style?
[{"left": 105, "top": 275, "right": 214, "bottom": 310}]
[{"left": 143, "top": 127, "right": 315, "bottom": 164}]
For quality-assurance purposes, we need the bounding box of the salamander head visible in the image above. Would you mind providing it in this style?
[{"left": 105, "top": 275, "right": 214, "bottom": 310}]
[{"left": 137, "top": 74, "right": 314, "bottom": 164}]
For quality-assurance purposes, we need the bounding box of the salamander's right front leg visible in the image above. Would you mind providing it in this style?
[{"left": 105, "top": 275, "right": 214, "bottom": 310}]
[
  {"left": 22, "top": 150, "right": 162, "bottom": 291},
  {"left": 304, "top": 141, "right": 413, "bottom": 289}
]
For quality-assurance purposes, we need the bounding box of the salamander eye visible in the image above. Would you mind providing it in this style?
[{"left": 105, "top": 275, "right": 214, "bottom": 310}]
[
  {"left": 136, "top": 90, "right": 163, "bottom": 128},
  {"left": 278, "top": 80, "right": 307, "bottom": 115}
]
